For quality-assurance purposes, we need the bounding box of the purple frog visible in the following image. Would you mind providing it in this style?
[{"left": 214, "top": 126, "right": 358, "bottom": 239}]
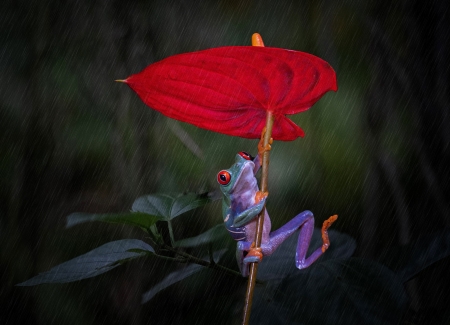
[{"left": 217, "top": 151, "right": 337, "bottom": 276}]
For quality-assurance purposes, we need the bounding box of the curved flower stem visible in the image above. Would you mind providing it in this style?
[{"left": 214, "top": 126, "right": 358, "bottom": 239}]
[
  {"left": 242, "top": 111, "right": 274, "bottom": 324},
  {"left": 242, "top": 33, "right": 274, "bottom": 322}
]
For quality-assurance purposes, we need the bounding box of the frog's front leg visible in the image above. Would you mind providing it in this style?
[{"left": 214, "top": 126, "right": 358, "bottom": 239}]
[
  {"left": 232, "top": 194, "right": 267, "bottom": 228},
  {"left": 234, "top": 192, "right": 269, "bottom": 276},
  {"left": 260, "top": 211, "right": 337, "bottom": 269}
]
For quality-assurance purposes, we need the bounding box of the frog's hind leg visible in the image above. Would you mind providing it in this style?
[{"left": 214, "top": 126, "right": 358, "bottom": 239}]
[
  {"left": 261, "top": 211, "right": 337, "bottom": 269},
  {"left": 236, "top": 240, "right": 252, "bottom": 276}
]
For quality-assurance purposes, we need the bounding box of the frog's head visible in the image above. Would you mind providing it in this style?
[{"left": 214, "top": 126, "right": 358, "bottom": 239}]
[{"left": 217, "top": 151, "right": 256, "bottom": 197}]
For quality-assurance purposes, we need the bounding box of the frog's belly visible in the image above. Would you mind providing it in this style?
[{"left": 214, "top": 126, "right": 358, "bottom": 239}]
[
  {"left": 225, "top": 224, "right": 247, "bottom": 241},
  {"left": 242, "top": 209, "right": 271, "bottom": 243}
]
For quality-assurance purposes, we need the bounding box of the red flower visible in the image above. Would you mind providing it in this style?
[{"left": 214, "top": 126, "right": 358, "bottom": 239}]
[{"left": 123, "top": 46, "right": 337, "bottom": 141}]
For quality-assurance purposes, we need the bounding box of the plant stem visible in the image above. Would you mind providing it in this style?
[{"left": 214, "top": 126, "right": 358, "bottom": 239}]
[
  {"left": 167, "top": 220, "right": 176, "bottom": 246},
  {"left": 242, "top": 110, "right": 275, "bottom": 325},
  {"left": 161, "top": 243, "right": 243, "bottom": 278}
]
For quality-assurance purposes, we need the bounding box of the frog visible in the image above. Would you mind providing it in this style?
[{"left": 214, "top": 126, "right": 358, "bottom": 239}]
[{"left": 217, "top": 150, "right": 337, "bottom": 277}]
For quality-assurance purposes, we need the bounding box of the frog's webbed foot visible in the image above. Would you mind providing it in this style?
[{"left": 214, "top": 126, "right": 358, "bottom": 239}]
[
  {"left": 258, "top": 127, "right": 273, "bottom": 161},
  {"left": 321, "top": 215, "right": 338, "bottom": 253},
  {"left": 243, "top": 242, "right": 263, "bottom": 264},
  {"left": 237, "top": 242, "right": 263, "bottom": 276}
]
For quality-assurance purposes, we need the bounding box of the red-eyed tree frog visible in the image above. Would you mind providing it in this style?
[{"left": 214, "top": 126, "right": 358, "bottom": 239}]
[{"left": 217, "top": 151, "right": 338, "bottom": 277}]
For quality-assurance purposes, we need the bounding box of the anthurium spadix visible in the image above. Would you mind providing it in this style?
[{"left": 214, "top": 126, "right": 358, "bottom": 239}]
[{"left": 121, "top": 46, "right": 337, "bottom": 141}]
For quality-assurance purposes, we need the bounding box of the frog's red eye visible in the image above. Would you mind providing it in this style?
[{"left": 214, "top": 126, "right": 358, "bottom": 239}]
[
  {"left": 238, "top": 151, "right": 253, "bottom": 160},
  {"left": 217, "top": 170, "right": 231, "bottom": 185}
]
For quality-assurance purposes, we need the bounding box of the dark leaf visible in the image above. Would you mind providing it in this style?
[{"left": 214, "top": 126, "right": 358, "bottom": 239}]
[
  {"left": 17, "top": 240, "right": 154, "bottom": 286},
  {"left": 141, "top": 249, "right": 226, "bottom": 303},
  {"left": 251, "top": 229, "right": 408, "bottom": 324},
  {"left": 252, "top": 258, "right": 408, "bottom": 325},
  {"left": 378, "top": 230, "right": 450, "bottom": 282},
  {"left": 66, "top": 212, "right": 162, "bottom": 230},
  {"left": 131, "top": 192, "right": 213, "bottom": 221},
  {"left": 174, "top": 224, "right": 228, "bottom": 248}
]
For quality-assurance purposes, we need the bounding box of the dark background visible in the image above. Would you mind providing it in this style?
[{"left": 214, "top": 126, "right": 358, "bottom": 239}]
[{"left": 1, "top": 0, "right": 450, "bottom": 324}]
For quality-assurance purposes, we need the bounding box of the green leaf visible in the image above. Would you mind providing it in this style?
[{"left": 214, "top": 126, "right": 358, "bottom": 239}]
[
  {"left": 378, "top": 230, "right": 450, "bottom": 282},
  {"left": 17, "top": 239, "right": 154, "bottom": 286},
  {"left": 141, "top": 249, "right": 226, "bottom": 304},
  {"left": 131, "top": 192, "right": 214, "bottom": 221},
  {"left": 174, "top": 224, "right": 228, "bottom": 248},
  {"left": 252, "top": 258, "right": 408, "bottom": 325},
  {"left": 142, "top": 263, "right": 203, "bottom": 304},
  {"left": 66, "top": 212, "right": 162, "bottom": 230}
]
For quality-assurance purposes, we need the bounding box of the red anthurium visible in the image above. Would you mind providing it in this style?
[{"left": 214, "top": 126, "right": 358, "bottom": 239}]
[{"left": 122, "top": 46, "right": 337, "bottom": 141}]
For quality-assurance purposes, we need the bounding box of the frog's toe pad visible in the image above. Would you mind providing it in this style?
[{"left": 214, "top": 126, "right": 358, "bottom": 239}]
[{"left": 255, "top": 191, "right": 268, "bottom": 203}]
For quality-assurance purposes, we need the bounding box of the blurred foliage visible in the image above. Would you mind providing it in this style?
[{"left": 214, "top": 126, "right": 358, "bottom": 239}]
[
  {"left": 1, "top": 0, "right": 450, "bottom": 324},
  {"left": 16, "top": 190, "right": 450, "bottom": 324},
  {"left": 11, "top": 193, "right": 450, "bottom": 324}
]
